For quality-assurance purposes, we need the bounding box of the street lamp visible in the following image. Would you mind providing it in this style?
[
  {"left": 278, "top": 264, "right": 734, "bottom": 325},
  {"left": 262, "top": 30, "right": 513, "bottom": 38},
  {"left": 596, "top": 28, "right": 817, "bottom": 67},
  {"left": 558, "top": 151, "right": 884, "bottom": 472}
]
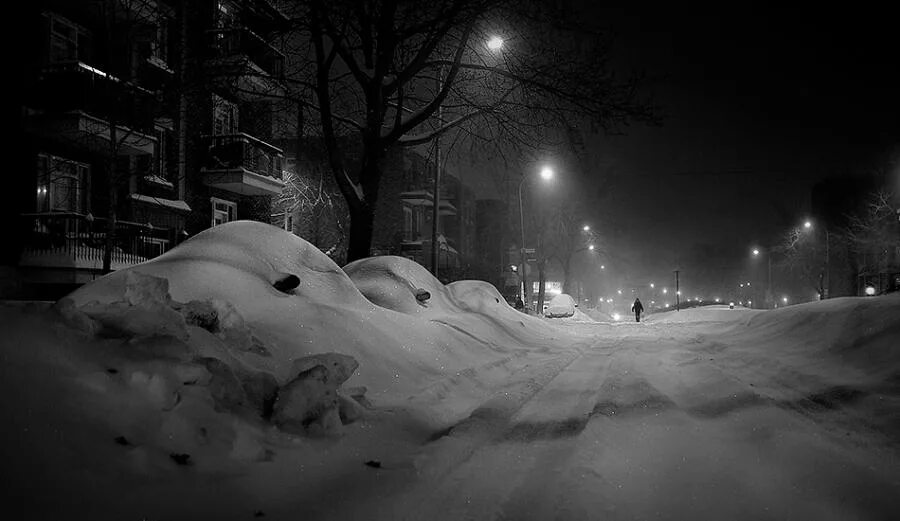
[
  {"left": 752, "top": 246, "right": 773, "bottom": 309},
  {"left": 803, "top": 219, "right": 830, "bottom": 299},
  {"left": 583, "top": 225, "right": 590, "bottom": 232},
  {"left": 588, "top": 244, "right": 595, "bottom": 251},
  {"left": 433, "top": 36, "right": 504, "bottom": 277},
  {"left": 517, "top": 166, "right": 553, "bottom": 311}
]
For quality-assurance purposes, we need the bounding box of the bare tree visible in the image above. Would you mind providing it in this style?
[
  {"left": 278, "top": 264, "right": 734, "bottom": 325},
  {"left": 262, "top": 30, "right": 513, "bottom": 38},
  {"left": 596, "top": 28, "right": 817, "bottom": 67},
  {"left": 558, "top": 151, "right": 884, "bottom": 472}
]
[
  {"left": 277, "top": 164, "right": 348, "bottom": 259},
  {"left": 846, "top": 190, "right": 900, "bottom": 290},
  {"left": 278, "top": 0, "right": 656, "bottom": 263}
]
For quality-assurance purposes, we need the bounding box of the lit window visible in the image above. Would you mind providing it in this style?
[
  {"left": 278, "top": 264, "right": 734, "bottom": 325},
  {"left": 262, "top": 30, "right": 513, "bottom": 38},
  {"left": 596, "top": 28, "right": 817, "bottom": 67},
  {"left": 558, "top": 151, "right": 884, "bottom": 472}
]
[{"left": 36, "top": 153, "right": 88, "bottom": 213}]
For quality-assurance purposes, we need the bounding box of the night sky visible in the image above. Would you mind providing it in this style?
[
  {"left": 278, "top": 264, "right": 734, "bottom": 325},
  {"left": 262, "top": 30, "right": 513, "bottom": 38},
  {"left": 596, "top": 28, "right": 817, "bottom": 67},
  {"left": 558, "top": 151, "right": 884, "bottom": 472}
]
[{"left": 575, "top": 5, "right": 900, "bottom": 295}]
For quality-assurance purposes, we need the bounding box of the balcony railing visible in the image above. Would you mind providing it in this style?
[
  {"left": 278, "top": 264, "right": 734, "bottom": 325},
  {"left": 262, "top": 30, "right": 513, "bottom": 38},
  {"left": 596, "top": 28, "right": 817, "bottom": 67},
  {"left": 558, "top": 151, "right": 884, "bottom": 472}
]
[
  {"left": 206, "top": 133, "right": 284, "bottom": 179},
  {"left": 20, "top": 213, "right": 175, "bottom": 268},
  {"left": 208, "top": 27, "right": 284, "bottom": 78}
]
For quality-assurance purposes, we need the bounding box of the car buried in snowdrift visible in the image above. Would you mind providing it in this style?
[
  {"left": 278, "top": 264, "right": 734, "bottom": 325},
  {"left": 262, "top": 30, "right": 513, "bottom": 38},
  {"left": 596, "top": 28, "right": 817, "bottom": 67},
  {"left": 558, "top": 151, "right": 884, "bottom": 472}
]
[{"left": 545, "top": 293, "right": 577, "bottom": 318}]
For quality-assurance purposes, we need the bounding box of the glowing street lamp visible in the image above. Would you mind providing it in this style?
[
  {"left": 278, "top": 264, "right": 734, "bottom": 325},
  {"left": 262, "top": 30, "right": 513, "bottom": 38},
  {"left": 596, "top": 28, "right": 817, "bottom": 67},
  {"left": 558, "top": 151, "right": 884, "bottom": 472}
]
[
  {"left": 588, "top": 244, "right": 595, "bottom": 251},
  {"left": 486, "top": 36, "right": 504, "bottom": 51},
  {"left": 583, "top": 225, "right": 590, "bottom": 232},
  {"left": 650, "top": 283, "right": 655, "bottom": 288}
]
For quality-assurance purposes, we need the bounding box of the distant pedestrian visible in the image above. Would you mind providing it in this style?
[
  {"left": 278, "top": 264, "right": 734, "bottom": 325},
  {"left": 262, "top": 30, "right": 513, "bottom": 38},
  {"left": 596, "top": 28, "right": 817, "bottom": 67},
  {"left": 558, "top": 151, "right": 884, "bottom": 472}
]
[
  {"left": 515, "top": 296, "right": 525, "bottom": 311},
  {"left": 631, "top": 297, "right": 644, "bottom": 322}
]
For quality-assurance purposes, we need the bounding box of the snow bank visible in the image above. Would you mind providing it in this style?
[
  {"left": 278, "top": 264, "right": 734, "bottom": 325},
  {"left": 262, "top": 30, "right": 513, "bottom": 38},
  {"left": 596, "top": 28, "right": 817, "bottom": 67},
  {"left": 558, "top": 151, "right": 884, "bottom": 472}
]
[
  {"left": 345, "top": 256, "right": 571, "bottom": 346},
  {"left": 63, "top": 222, "right": 576, "bottom": 404},
  {"left": 645, "top": 304, "right": 759, "bottom": 325},
  {"left": 732, "top": 295, "right": 900, "bottom": 375}
]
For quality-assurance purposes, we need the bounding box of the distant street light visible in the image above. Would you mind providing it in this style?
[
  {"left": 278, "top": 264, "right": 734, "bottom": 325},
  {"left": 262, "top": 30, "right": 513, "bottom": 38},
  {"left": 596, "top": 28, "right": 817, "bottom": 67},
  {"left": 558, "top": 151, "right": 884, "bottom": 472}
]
[
  {"left": 782, "top": 296, "right": 789, "bottom": 304},
  {"left": 804, "top": 220, "right": 812, "bottom": 229},
  {"left": 487, "top": 36, "right": 504, "bottom": 51},
  {"left": 583, "top": 225, "right": 590, "bottom": 232},
  {"left": 650, "top": 283, "right": 655, "bottom": 288},
  {"left": 662, "top": 288, "right": 667, "bottom": 294},
  {"left": 588, "top": 244, "right": 595, "bottom": 251},
  {"left": 617, "top": 289, "right": 622, "bottom": 295},
  {"left": 600, "top": 265, "right": 605, "bottom": 270}
]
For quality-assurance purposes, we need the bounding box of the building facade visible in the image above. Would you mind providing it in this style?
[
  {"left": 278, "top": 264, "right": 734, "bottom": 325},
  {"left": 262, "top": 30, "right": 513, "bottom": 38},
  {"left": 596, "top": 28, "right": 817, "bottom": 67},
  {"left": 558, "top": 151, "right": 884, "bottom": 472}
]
[{"left": 10, "top": 0, "right": 287, "bottom": 298}]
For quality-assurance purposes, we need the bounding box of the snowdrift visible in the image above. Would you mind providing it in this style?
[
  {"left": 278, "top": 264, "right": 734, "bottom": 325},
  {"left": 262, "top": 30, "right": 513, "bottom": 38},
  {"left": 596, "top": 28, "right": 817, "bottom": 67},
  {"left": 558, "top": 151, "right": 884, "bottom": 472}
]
[
  {"left": 733, "top": 295, "right": 900, "bottom": 376},
  {"left": 62, "top": 221, "right": 574, "bottom": 404},
  {"left": 645, "top": 304, "right": 759, "bottom": 325},
  {"left": 345, "top": 256, "right": 565, "bottom": 347}
]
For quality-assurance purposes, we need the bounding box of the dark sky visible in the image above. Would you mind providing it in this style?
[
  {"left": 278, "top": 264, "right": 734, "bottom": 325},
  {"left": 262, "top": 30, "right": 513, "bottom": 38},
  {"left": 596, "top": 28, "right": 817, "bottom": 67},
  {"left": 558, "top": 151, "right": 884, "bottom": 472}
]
[{"left": 576, "top": 5, "right": 900, "bottom": 295}]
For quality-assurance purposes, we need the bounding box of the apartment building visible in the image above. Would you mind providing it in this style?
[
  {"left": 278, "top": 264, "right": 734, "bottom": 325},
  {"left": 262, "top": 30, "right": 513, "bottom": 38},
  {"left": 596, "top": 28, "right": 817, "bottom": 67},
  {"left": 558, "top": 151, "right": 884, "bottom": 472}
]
[{"left": 11, "top": 0, "right": 287, "bottom": 298}]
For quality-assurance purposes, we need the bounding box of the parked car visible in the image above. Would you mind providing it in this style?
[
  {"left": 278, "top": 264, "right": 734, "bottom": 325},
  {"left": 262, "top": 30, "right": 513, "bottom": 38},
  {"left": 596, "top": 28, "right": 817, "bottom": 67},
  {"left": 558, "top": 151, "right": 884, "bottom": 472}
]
[{"left": 545, "top": 294, "right": 577, "bottom": 318}]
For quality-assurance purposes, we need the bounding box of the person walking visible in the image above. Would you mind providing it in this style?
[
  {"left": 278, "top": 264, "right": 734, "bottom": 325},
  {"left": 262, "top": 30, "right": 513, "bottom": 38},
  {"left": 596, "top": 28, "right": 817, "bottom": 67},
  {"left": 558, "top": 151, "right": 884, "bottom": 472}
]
[{"left": 631, "top": 297, "right": 644, "bottom": 322}]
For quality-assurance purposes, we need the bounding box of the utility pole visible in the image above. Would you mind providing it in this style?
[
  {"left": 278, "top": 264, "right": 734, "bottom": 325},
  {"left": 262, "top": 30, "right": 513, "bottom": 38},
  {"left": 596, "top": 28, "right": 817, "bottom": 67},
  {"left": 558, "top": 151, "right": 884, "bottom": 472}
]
[{"left": 674, "top": 269, "right": 680, "bottom": 311}]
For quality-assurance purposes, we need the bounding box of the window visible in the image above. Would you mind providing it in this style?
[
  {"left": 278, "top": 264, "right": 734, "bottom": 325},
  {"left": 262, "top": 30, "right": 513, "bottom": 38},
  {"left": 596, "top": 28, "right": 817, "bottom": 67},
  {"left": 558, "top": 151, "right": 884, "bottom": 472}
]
[
  {"left": 217, "top": 1, "right": 237, "bottom": 28},
  {"left": 155, "top": 126, "right": 170, "bottom": 180},
  {"left": 150, "top": 18, "right": 169, "bottom": 63},
  {"left": 47, "top": 13, "right": 88, "bottom": 63},
  {"left": 212, "top": 94, "right": 239, "bottom": 135},
  {"left": 36, "top": 153, "right": 88, "bottom": 213},
  {"left": 211, "top": 197, "right": 237, "bottom": 226},
  {"left": 414, "top": 208, "right": 423, "bottom": 238},
  {"left": 403, "top": 207, "right": 413, "bottom": 241}
]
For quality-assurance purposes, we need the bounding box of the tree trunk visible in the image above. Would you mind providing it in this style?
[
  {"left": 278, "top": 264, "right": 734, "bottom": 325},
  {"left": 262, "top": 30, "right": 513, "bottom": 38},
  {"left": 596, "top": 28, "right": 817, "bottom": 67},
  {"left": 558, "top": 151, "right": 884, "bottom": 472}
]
[
  {"left": 562, "top": 258, "right": 573, "bottom": 295},
  {"left": 346, "top": 204, "right": 375, "bottom": 263},
  {"left": 345, "top": 145, "right": 383, "bottom": 263},
  {"left": 537, "top": 261, "right": 547, "bottom": 314}
]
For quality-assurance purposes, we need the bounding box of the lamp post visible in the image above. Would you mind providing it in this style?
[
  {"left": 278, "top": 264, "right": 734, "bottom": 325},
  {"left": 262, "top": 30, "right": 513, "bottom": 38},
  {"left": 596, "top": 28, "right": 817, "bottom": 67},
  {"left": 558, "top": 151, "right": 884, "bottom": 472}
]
[
  {"left": 517, "top": 166, "right": 553, "bottom": 311},
  {"left": 432, "top": 36, "right": 505, "bottom": 277},
  {"left": 752, "top": 247, "right": 772, "bottom": 309},
  {"left": 804, "top": 219, "right": 830, "bottom": 299}
]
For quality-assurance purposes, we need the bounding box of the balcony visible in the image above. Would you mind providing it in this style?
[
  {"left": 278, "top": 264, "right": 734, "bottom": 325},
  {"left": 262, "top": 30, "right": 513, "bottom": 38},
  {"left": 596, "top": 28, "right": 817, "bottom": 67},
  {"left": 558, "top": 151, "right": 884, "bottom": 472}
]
[
  {"left": 400, "top": 190, "right": 458, "bottom": 216},
  {"left": 28, "top": 110, "right": 156, "bottom": 156},
  {"left": 19, "top": 213, "right": 175, "bottom": 279},
  {"left": 207, "top": 26, "right": 284, "bottom": 97},
  {"left": 202, "top": 133, "right": 285, "bottom": 196}
]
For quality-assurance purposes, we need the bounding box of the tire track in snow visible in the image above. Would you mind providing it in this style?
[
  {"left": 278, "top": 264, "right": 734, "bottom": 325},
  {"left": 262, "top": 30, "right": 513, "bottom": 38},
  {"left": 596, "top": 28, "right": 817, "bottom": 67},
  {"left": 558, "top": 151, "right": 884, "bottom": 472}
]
[{"left": 391, "top": 337, "right": 624, "bottom": 520}]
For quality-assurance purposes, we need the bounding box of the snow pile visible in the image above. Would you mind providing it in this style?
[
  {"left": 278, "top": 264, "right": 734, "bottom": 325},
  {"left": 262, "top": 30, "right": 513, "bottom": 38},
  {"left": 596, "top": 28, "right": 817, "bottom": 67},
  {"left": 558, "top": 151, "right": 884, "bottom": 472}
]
[
  {"left": 63, "top": 222, "right": 564, "bottom": 399},
  {"left": 345, "top": 255, "right": 571, "bottom": 347},
  {"left": 731, "top": 295, "right": 900, "bottom": 376},
  {"left": 1, "top": 221, "right": 587, "bottom": 519},
  {"left": 645, "top": 304, "right": 758, "bottom": 325}
]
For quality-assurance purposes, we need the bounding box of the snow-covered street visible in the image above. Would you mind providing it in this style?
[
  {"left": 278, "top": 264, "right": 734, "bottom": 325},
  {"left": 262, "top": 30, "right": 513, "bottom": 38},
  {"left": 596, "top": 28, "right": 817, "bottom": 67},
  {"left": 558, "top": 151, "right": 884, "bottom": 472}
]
[
  {"left": 1, "top": 223, "right": 898, "bottom": 520},
  {"left": 283, "top": 313, "right": 899, "bottom": 521}
]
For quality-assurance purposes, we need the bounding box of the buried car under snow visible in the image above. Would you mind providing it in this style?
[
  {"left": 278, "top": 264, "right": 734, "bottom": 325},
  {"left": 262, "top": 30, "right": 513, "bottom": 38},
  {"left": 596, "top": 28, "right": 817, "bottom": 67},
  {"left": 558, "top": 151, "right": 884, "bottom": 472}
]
[{"left": 545, "top": 293, "right": 577, "bottom": 318}]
